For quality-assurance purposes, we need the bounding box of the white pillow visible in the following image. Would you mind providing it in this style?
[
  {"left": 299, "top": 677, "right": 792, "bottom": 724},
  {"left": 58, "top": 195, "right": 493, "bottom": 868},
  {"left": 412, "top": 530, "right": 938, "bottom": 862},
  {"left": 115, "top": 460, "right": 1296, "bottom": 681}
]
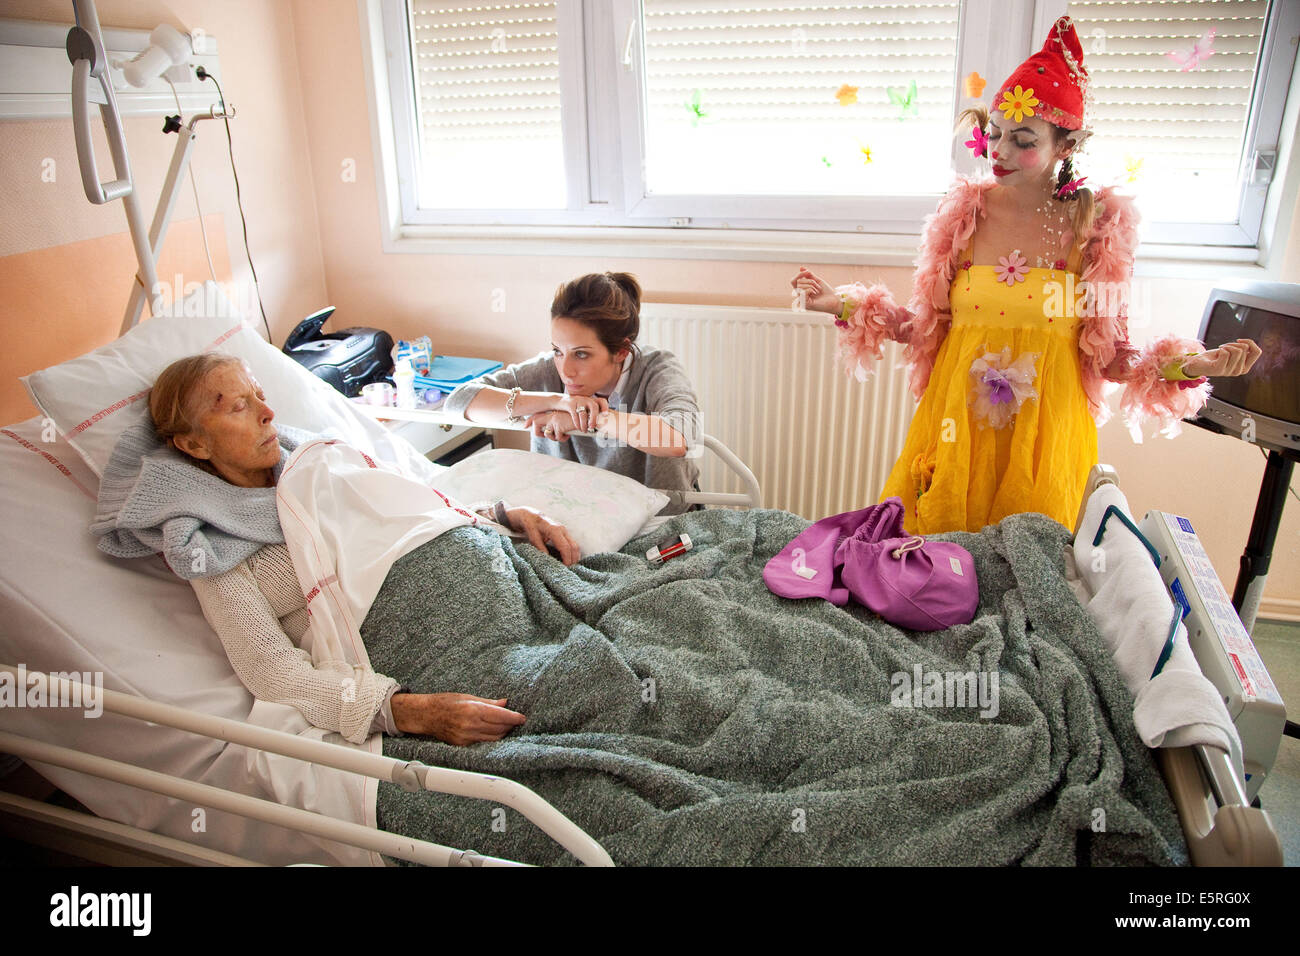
[
  {"left": 19, "top": 281, "right": 438, "bottom": 484},
  {"left": 433, "top": 448, "right": 669, "bottom": 557}
]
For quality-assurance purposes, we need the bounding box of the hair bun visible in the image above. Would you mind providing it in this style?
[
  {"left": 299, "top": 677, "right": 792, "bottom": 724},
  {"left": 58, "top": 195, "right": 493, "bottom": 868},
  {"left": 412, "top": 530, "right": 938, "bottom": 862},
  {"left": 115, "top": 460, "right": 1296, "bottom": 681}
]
[{"left": 606, "top": 272, "right": 642, "bottom": 311}]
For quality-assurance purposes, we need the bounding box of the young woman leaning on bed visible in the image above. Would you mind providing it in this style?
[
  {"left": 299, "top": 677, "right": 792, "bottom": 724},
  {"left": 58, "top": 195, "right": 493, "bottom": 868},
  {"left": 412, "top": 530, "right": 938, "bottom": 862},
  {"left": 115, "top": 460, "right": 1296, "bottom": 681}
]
[
  {"left": 443, "top": 272, "right": 703, "bottom": 514},
  {"left": 90, "top": 352, "right": 581, "bottom": 747}
]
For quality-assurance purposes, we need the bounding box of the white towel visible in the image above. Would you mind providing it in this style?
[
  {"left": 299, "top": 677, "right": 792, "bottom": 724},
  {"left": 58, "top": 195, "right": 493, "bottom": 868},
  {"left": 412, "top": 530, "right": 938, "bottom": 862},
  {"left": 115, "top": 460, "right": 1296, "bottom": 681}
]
[
  {"left": 1073, "top": 483, "right": 1243, "bottom": 779},
  {"left": 276, "top": 438, "right": 480, "bottom": 676}
]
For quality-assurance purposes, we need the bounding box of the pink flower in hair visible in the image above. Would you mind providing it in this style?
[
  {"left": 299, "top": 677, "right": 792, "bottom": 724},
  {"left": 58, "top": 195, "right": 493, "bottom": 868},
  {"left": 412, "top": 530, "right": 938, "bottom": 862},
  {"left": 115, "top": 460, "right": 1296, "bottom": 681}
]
[
  {"left": 1056, "top": 176, "right": 1088, "bottom": 199},
  {"left": 994, "top": 249, "right": 1028, "bottom": 286},
  {"left": 964, "top": 126, "right": 989, "bottom": 158}
]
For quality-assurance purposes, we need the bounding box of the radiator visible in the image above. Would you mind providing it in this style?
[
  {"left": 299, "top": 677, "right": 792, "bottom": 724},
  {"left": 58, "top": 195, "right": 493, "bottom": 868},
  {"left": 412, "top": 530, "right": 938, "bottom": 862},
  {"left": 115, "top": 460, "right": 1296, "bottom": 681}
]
[{"left": 640, "top": 303, "right": 915, "bottom": 520}]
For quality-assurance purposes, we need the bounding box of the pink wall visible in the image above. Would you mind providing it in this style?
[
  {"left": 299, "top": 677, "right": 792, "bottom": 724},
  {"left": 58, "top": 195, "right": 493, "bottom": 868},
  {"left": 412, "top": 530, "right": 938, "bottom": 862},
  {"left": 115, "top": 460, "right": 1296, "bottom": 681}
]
[
  {"left": 2, "top": 0, "right": 1294, "bottom": 617},
  {"left": 0, "top": 0, "right": 329, "bottom": 374}
]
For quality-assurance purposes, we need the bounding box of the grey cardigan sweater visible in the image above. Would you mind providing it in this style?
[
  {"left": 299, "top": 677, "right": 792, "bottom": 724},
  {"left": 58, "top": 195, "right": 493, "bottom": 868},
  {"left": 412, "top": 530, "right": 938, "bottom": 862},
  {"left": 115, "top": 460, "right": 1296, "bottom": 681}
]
[{"left": 444, "top": 346, "right": 701, "bottom": 514}]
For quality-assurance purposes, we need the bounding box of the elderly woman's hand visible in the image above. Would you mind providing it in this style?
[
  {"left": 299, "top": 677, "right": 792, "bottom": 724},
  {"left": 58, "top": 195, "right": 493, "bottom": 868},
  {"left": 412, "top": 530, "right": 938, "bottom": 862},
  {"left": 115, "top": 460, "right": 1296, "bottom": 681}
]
[
  {"left": 505, "top": 506, "right": 581, "bottom": 566},
  {"left": 390, "top": 692, "right": 526, "bottom": 745}
]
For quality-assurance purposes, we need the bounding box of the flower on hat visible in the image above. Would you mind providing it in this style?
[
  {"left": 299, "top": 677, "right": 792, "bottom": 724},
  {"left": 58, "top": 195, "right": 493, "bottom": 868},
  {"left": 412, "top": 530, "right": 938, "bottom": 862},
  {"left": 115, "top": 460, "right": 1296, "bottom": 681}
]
[{"left": 999, "top": 85, "right": 1038, "bottom": 123}]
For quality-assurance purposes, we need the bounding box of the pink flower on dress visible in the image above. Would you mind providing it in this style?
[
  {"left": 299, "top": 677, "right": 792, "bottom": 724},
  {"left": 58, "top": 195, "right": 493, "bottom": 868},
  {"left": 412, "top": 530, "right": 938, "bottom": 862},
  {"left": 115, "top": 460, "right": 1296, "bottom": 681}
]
[
  {"left": 994, "top": 250, "right": 1029, "bottom": 286},
  {"left": 969, "top": 347, "right": 1039, "bottom": 429}
]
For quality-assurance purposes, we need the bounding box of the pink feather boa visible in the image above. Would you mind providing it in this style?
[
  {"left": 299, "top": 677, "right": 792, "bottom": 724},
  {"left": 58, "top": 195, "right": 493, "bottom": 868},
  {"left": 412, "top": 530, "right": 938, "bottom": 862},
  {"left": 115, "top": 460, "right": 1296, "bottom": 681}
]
[
  {"left": 833, "top": 282, "right": 911, "bottom": 376},
  {"left": 1118, "top": 334, "right": 1211, "bottom": 440},
  {"left": 831, "top": 176, "right": 1210, "bottom": 433}
]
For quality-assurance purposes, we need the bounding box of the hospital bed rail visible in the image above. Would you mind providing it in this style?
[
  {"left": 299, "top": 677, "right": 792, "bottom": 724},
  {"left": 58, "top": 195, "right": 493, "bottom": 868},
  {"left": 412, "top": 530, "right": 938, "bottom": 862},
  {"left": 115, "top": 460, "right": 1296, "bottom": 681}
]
[
  {"left": 0, "top": 666, "right": 615, "bottom": 867},
  {"left": 1075, "top": 466, "right": 1283, "bottom": 867},
  {"left": 352, "top": 404, "right": 764, "bottom": 510}
]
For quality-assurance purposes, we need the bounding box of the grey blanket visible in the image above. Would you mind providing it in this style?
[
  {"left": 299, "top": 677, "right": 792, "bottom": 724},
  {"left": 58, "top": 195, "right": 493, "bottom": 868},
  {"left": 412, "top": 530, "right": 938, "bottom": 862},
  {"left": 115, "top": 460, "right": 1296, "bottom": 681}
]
[{"left": 367, "top": 508, "right": 1188, "bottom": 866}]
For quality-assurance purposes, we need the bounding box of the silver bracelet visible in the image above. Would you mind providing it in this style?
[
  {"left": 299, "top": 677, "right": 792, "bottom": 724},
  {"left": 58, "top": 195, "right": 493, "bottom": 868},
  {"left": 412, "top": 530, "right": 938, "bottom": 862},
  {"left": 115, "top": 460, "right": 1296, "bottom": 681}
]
[{"left": 504, "top": 386, "right": 523, "bottom": 424}]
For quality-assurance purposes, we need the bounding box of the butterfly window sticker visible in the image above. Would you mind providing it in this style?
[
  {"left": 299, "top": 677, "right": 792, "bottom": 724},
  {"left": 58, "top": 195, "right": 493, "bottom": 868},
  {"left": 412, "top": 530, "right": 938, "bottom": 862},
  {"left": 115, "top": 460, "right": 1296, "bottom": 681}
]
[
  {"left": 685, "top": 88, "right": 709, "bottom": 127},
  {"left": 1166, "top": 27, "right": 1216, "bottom": 72},
  {"left": 887, "top": 79, "right": 919, "bottom": 119}
]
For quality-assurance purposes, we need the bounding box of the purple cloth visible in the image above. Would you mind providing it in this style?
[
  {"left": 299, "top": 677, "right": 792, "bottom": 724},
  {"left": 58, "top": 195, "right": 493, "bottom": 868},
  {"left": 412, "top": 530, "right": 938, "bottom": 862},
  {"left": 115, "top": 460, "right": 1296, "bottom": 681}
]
[{"left": 764, "top": 498, "right": 978, "bottom": 631}]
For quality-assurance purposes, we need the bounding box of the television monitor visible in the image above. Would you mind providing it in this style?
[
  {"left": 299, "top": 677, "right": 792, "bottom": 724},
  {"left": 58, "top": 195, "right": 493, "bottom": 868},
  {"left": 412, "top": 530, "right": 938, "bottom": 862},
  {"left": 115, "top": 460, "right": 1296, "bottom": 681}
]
[{"left": 1193, "top": 279, "right": 1300, "bottom": 454}]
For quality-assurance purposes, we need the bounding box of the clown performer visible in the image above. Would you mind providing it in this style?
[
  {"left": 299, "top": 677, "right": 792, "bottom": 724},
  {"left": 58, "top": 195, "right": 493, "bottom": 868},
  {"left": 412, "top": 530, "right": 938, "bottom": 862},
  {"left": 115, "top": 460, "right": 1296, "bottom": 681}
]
[{"left": 791, "top": 15, "right": 1260, "bottom": 534}]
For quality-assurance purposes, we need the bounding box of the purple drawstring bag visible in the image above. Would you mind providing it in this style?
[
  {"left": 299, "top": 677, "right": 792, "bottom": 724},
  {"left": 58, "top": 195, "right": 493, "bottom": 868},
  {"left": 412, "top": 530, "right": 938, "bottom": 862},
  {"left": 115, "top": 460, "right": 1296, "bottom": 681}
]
[
  {"left": 836, "top": 534, "right": 978, "bottom": 631},
  {"left": 763, "top": 497, "right": 978, "bottom": 631},
  {"left": 763, "top": 499, "right": 906, "bottom": 604}
]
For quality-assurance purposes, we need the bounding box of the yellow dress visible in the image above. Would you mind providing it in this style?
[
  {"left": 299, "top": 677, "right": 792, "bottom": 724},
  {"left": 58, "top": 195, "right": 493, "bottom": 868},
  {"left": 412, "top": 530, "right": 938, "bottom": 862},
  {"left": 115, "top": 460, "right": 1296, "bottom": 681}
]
[{"left": 880, "top": 264, "right": 1098, "bottom": 534}]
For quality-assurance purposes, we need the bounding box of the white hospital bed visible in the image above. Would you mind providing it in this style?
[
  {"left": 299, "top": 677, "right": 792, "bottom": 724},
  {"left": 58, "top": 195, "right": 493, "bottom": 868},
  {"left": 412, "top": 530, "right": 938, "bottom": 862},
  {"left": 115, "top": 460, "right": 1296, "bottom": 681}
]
[{"left": 0, "top": 312, "right": 1285, "bottom": 866}]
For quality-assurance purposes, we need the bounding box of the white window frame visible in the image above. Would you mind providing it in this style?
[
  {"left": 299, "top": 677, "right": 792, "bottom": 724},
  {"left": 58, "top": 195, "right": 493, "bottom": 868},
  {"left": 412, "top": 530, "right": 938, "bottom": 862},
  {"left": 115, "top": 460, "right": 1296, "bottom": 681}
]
[{"left": 360, "top": 0, "right": 1300, "bottom": 269}]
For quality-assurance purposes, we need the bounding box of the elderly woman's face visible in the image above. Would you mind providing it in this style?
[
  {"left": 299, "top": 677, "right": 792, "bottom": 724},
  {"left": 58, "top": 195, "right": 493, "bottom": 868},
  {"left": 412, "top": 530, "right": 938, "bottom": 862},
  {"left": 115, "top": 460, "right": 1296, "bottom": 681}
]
[{"left": 175, "top": 363, "right": 280, "bottom": 487}]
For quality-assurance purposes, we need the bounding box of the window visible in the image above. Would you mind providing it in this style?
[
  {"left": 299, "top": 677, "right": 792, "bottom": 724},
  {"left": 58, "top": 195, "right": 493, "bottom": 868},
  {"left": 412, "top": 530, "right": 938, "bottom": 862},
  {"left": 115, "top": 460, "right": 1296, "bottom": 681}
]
[
  {"left": 407, "top": 2, "right": 567, "bottom": 209},
  {"left": 373, "top": 0, "right": 1299, "bottom": 248},
  {"left": 1063, "top": 0, "right": 1295, "bottom": 245},
  {"left": 635, "top": 1, "right": 960, "bottom": 198}
]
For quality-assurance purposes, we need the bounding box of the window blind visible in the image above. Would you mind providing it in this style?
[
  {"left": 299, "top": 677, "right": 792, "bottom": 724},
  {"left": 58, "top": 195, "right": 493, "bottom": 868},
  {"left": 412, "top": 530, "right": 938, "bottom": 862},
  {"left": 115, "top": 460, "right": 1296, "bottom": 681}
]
[
  {"left": 1065, "top": 0, "right": 1269, "bottom": 223},
  {"left": 638, "top": 0, "right": 961, "bottom": 196},
  {"left": 407, "top": 1, "right": 565, "bottom": 208}
]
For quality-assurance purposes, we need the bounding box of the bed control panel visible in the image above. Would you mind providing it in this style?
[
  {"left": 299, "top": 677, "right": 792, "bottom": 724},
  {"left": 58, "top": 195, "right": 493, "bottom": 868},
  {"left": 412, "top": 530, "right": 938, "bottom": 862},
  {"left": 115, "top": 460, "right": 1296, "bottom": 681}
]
[{"left": 1139, "top": 511, "right": 1286, "bottom": 802}]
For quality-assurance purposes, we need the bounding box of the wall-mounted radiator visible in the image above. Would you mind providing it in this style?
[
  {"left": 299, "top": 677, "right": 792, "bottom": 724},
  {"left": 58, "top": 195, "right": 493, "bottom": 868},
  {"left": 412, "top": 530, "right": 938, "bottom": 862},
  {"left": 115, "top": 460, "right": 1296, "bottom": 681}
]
[{"left": 640, "top": 303, "right": 915, "bottom": 520}]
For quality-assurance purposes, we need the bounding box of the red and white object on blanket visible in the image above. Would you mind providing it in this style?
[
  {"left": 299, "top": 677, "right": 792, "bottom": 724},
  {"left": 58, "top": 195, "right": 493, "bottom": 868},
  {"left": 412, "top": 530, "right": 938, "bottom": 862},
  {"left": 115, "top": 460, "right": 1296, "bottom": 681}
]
[
  {"left": 764, "top": 498, "right": 978, "bottom": 631},
  {"left": 647, "top": 534, "right": 692, "bottom": 564}
]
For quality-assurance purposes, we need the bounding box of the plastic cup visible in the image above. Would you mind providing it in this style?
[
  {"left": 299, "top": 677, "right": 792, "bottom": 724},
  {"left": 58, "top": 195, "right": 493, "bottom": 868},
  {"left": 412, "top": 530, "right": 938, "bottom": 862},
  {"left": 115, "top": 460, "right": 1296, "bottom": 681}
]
[{"left": 362, "top": 382, "right": 395, "bottom": 406}]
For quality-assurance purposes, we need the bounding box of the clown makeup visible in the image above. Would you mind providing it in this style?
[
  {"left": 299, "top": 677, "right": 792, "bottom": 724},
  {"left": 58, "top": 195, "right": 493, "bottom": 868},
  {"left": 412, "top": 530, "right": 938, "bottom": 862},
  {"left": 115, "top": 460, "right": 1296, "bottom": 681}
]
[{"left": 987, "top": 115, "right": 1065, "bottom": 186}]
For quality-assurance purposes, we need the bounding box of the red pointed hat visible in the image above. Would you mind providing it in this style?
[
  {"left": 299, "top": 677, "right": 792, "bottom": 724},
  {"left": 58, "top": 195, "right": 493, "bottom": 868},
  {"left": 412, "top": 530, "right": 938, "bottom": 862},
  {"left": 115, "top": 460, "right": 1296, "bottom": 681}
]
[{"left": 994, "top": 15, "right": 1089, "bottom": 130}]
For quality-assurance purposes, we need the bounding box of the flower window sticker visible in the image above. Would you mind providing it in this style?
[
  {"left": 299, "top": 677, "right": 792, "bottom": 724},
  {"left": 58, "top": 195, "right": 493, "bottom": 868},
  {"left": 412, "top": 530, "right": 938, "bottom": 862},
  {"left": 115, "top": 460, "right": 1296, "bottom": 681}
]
[
  {"left": 963, "top": 71, "right": 987, "bottom": 99},
  {"left": 995, "top": 249, "right": 1029, "bottom": 286},
  {"left": 969, "top": 347, "right": 1039, "bottom": 429}
]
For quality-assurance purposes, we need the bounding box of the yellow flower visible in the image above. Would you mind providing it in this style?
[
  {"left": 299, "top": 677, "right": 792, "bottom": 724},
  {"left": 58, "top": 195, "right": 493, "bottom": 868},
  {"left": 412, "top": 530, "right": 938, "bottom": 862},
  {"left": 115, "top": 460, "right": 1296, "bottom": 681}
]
[{"left": 998, "top": 85, "right": 1038, "bottom": 123}]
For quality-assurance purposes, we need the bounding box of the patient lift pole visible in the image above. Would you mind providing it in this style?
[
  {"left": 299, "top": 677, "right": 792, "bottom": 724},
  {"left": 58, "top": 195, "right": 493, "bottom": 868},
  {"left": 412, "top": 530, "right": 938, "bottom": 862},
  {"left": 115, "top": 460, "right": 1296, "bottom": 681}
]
[
  {"left": 67, "top": 0, "right": 161, "bottom": 331},
  {"left": 67, "top": 0, "right": 235, "bottom": 337}
]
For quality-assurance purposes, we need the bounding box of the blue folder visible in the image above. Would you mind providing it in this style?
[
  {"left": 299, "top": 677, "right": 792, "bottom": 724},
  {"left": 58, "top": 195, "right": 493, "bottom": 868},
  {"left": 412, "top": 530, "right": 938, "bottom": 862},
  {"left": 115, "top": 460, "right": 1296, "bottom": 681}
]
[{"left": 418, "top": 356, "right": 503, "bottom": 391}]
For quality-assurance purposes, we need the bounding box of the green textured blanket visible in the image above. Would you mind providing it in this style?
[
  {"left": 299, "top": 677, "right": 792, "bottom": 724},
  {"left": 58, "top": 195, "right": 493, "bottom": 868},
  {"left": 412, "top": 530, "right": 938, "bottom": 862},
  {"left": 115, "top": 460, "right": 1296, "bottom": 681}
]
[{"left": 366, "top": 508, "right": 1187, "bottom": 866}]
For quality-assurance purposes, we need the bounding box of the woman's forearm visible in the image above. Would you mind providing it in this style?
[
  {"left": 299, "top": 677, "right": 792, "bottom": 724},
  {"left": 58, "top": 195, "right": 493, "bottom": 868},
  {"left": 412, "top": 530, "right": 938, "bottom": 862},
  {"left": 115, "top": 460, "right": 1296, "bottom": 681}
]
[
  {"left": 594, "top": 410, "right": 689, "bottom": 458},
  {"left": 464, "top": 386, "right": 565, "bottom": 424}
]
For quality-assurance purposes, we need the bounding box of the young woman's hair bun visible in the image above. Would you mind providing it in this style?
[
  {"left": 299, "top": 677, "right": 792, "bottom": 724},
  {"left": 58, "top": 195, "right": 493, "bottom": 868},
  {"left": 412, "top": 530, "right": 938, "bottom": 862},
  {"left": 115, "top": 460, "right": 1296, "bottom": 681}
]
[{"left": 604, "top": 271, "right": 642, "bottom": 312}]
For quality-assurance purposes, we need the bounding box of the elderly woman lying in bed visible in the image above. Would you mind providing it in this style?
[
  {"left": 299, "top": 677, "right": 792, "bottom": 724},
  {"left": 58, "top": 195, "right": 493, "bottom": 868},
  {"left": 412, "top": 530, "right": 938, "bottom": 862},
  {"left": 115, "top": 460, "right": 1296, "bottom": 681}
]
[{"left": 91, "top": 352, "right": 580, "bottom": 747}]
